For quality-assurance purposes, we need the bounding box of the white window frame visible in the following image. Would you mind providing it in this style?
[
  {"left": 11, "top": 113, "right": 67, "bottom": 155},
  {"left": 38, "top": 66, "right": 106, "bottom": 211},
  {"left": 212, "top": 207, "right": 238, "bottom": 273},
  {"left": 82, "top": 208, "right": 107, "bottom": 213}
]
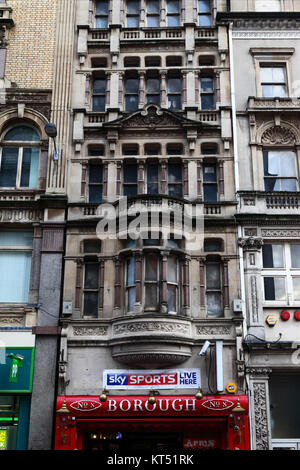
[
  {"left": 197, "top": 0, "right": 212, "bottom": 27},
  {"left": 262, "top": 242, "right": 300, "bottom": 306}
]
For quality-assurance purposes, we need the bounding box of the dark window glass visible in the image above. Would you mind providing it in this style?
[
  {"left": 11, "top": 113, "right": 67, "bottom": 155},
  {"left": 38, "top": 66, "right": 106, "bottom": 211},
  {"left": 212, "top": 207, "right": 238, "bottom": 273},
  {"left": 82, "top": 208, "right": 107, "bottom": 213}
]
[
  {"left": 0, "top": 148, "right": 19, "bottom": 187},
  {"left": 89, "top": 164, "right": 103, "bottom": 203},
  {"left": 262, "top": 244, "right": 284, "bottom": 268},
  {"left": 203, "top": 163, "right": 217, "bottom": 202},
  {"left": 263, "top": 277, "right": 286, "bottom": 301},
  {"left": 83, "top": 262, "right": 99, "bottom": 317},
  {"left": 168, "top": 163, "right": 182, "bottom": 197},
  {"left": 206, "top": 263, "right": 222, "bottom": 316},
  {"left": 124, "top": 164, "right": 138, "bottom": 196},
  {"left": 147, "top": 163, "right": 159, "bottom": 194},
  {"left": 125, "top": 78, "right": 139, "bottom": 111}
]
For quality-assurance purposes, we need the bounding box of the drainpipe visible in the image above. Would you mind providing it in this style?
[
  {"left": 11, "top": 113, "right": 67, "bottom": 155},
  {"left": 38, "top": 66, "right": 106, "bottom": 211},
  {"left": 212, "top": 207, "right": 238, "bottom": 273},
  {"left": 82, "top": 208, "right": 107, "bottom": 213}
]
[{"left": 228, "top": 21, "right": 253, "bottom": 449}]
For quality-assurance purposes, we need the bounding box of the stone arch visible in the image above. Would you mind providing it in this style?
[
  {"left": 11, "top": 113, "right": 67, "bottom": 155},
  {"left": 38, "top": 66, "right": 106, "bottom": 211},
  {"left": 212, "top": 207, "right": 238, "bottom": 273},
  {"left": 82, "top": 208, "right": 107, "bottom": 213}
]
[{"left": 0, "top": 108, "right": 49, "bottom": 142}]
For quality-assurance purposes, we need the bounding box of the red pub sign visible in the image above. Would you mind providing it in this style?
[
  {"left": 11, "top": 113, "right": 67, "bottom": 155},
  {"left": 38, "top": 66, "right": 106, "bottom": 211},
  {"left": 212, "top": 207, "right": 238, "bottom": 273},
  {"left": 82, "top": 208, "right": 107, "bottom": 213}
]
[{"left": 55, "top": 395, "right": 250, "bottom": 451}]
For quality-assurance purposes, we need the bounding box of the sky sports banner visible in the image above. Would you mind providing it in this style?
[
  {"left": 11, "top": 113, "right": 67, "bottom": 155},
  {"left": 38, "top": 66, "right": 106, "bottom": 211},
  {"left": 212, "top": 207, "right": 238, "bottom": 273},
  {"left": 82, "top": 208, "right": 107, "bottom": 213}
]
[{"left": 103, "top": 369, "right": 201, "bottom": 390}]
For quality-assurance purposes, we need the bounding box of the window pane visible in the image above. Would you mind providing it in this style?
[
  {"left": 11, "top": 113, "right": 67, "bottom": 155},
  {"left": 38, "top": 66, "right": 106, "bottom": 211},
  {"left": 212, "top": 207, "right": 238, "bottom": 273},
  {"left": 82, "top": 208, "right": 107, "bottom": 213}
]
[
  {"left": 167, "top": 0, "right": 180, "bottom": 13},
  {"left": 127, "top": 16, "right": 139, "bottom": 27},
  {"left": 0, "top": 252, "right": 31, "bottom": 302},
  {"left": 0, "top": 148, "right": 18, "bottom": 187},
  {"left": 147, "top": 16, "right": 159, "bottom": 27},
  {"left": 198, "top": 0, "right": 210, "bottom": 11},
  {"left": 279, "top": 152, "right": 297, "bottom": 177},
  {"left": 125, "top": 95, "right": 138, "bottom": 111},
  {"left": 125, "top": 78, "right": 139, "bottom": 93},
  {"left": 168, "top": 78, "right": 181, "bottom": 93},
  {"left": 147, "top": 164, "right": 158, "bottom": 181},
  {"left": 89, "top": 165, "right": 103, "bottom": 184},
  {"left": 293, "top": 278, "right": 300, "bottom": 301},
  {"left": 4, "top": 126, "right": 40, "bottom": 142},
  {"left": 145, "top": 256, "right": 158, "bottom": 281},
  {"left": 168, "top": 184, "right": 182, "bottom": 197},
  {"left": 168, "top": 164, "right": 182, "bottom": 183},
  {"left": 203, "top": 184, "right": 218, "bottom": 202},
  {"left": 0, "top": 232, "right": 33, "bottom": 247},
  {"left": 260, "top": 67, "right": 274, "bottom": 83},
  {"left": 203, "top": 164, "right": 216, "bottom": 182},
  {"left": 89, "top": 185, "right": 103, "bottom": 203},
  {"left": 147, "top": 78, "right": 160, "bottom": 93},
  {"left": 199, "top": 15, "right": 211, "bottom": 26},
  {"left": 147, "top": 0, "right": 159, "bottom": 13},
  {"left": 207, "top": 292, "right": 222, "bottom": 316},
  {"left": 291, "top": 245, "right": 300, "bottom": 268},
  {"left": 206, "top": 263, "right": 220, "bottom": 289},
  {"left": 167, "top": 256, "right": 177, "bottom": 282},
  {"left": 96, "top": 17, "right": 108, "bottom": 28},
  {"left": 127, "top": 286, "right": 136, "bottom": 311},
  {"left": 84, "top": 292, "right": 98, "bottom": 316},
  {"left": 147, "top": 94, "right": 160, "bottom": 105},
  {"left": 271, "top": 85, "right": 287, "bottom": 98},
  {"left": 167, "top": 285, "right": 177, "bottom": 312},
  {"left": 145, "top": 284, "right": 158, "bottom": 308},
  {"left": 96, "top": 0, "right": 109, "bottom": 14},
  {"left": 264, "top": 277, "right": 286, "bottom": 301},
  {"left": 201, "top": 78, "right": 213, "bottom": 92},
  {"left": 168, "top": 95, "right": 181, "bottom": 109},
  {"left": 201, "top": 94, "right": 214, "bottom": 110},
  {"left": 127, "top": 0, "right": 140, "bottom": 13},
  {"left": 84, "top": 264, "right": 99, "bottom": 289},
  {"left": 204, "top": 239, "right": 222, "bottom": 251},
  {"left": 124, "top": 164, "right": 137, "bottom": 183},
  {"left": 280, "top": 179, "right": 298, "bottom": 191},
  {"left": 127, "top": 257, "right": 136, "bottom": 286},
  {"left": 93, "top": 96, "right": 106, "bottom": 111},
  {"left": 93, "top": 79, "right": 106, "bottom": 94},
  {"left": 262, "top": 244, "right": 284, "bottom": 268},
  {"left": 20, "top": 148, "right": 39, "bottom": 188}
]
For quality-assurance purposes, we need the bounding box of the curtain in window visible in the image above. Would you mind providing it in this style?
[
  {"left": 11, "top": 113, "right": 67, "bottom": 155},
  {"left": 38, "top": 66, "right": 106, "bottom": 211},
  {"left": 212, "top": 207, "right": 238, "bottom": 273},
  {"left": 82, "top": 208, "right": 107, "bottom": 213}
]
[{"left": 0, "top": 252, "right": 32, "bottom": 302}]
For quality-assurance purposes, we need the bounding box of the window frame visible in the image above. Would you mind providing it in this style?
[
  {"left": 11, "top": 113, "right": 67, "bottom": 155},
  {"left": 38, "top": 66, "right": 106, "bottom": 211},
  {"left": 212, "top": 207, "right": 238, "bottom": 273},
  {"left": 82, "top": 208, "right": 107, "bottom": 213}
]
[
  {"left": 262, "top": 242, "right": 300, "bottom": 305},
  {"left": 260, "top": 64, "right": 288, "bottom": 99},
  {"left": 88, "top": 162, "right": 103, "bottom": 203},
  {"left": 167, "top": 74, "right": 182, "bottom": 110},
  {"left": 263, "top": 149, "right": 299, "bottom": 192},
  {"left": 126, "top": 0, "right": 141, "bottom": 28},
  {"left": 123, "top": 162, "right": 138, "bottom": 196},
  {"left": 197, "top": 0, "right": 212, "bottom": 27},
  {"left": 94, "top": 0, "right": 109, "bottom": 28},
  {"left": 205, "top": 260, "right": 223, "bottom": 317},
  {"left": 83, "top": 260, "right": 99, "bottom": 317},
  {"left": 124, "top": 75, "right": 139, "bottom": 112},
  {"left": 92, "top": 77, "right": 107, "bottom": 112},
  {"left": 145, "top": 0, "right": 160, "bottom": 27},
  {"left": 0, "top": 126, "right": 41, "bottom": 190},
  {"left": 200, "top": 75, "right": 215, "bottom": 110},
  {"left": 203, "top": 161, "right": 218, "bottom": 202},
  {"left": 166, "top": 0, "right": 181, "bottom": 27}
]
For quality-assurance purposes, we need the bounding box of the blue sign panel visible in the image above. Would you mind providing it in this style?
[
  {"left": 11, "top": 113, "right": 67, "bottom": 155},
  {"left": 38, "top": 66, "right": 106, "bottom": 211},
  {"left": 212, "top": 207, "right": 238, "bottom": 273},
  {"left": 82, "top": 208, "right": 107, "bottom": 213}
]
[{"left": 0, "top": 347, "right": 34, "bottom": 393}]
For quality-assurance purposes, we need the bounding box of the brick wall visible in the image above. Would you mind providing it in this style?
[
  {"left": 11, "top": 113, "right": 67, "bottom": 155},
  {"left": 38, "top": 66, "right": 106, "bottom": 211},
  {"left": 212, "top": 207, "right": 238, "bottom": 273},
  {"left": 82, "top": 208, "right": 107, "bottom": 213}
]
[{"left": 5, "top": 0, "right": 58, "bottom": 89}]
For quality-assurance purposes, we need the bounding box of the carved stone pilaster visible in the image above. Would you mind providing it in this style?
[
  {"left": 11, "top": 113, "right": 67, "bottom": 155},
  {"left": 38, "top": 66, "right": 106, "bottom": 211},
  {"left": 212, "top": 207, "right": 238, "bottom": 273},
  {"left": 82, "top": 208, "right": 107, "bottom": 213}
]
[{"left": 247, "top": 368, "right": 272, "bottom": 450}]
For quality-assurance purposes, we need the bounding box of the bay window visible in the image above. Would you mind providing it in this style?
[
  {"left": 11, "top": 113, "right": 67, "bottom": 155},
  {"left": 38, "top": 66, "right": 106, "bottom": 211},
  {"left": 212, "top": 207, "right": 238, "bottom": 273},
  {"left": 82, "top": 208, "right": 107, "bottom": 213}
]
[
  {"left": 263, "top": 150, "right": 298, "bottom": 191},
  {"left": 0, "top": 126, "right": 40, "bottom": 189},
  {"left": 262, "top": 243, "right": 300, "bottom": 303}
]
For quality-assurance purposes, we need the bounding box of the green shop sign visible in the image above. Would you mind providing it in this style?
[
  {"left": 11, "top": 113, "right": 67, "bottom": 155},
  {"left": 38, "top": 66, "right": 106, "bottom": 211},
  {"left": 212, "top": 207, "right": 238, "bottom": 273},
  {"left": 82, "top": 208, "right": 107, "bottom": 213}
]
[{"left": 0, "top": 348, "right": 34, "bottom": 393}]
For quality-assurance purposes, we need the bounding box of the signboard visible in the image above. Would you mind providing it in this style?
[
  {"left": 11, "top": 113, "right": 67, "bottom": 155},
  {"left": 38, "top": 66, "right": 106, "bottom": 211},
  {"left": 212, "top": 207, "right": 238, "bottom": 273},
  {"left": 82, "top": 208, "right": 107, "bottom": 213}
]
[
  {"left": 103, "top": 369, "right": 201, "bottom": 390},
  {"left": 0, "top": 347, "right": 34, "bottom": 393},
  {"left": 57, "top": 395, "right": 247, "bottom": 417},
  {"left": 183, "top": 438, "right": 220, "bottom": 450}
]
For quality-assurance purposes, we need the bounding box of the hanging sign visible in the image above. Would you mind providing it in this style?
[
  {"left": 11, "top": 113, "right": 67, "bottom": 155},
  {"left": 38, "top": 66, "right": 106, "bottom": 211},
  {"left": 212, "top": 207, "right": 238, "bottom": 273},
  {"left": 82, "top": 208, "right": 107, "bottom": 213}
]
[{"left": 103, "top": 369, "right": 201, "bottom": 390}]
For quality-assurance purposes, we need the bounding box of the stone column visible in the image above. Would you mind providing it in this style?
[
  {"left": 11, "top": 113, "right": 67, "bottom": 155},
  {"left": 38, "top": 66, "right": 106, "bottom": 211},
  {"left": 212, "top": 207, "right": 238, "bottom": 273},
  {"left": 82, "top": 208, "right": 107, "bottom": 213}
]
[
  {"left": 28, "top": 222, "right": 65, "bottom": 450},
  {"left": 246, "top": 367, "right": 273, "bottom": 450},
  {"left": 238, "top": 236, "right": 265, "bottom": 339}
]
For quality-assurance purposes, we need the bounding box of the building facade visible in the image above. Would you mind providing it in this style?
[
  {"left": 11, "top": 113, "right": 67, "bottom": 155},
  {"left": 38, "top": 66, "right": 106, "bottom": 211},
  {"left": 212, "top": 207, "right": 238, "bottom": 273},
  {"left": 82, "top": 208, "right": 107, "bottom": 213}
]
[
  {"left": 219, "top": 0, "right": 300, "bottom": 451},
  {"left": 54, "top": 0, "right": 250, "bottom": 451},
  {"left": 0, "top": 0, "right": 73, "bottom": 451}
]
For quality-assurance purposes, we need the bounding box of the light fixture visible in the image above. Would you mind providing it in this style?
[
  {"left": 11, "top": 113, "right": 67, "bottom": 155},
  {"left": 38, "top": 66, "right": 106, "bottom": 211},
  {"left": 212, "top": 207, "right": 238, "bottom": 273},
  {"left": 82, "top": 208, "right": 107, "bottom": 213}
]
[
  {"left": 44, "top": 122, "right": 59, "bottom": 161},
  {"left": 232, "top": 398, "right": 245, "bottom": 414},
  {"left": 148, "top": 391, "right": 156, "bottom": 404},
  {"left": 57, "top": 398, "right": 70, "bottom": 414},
  {"left": 195, "top": 387, "right": 203, "bottom": 400},
  {"left": 99, "top": 389, "right": 108, "bottom": 402}
]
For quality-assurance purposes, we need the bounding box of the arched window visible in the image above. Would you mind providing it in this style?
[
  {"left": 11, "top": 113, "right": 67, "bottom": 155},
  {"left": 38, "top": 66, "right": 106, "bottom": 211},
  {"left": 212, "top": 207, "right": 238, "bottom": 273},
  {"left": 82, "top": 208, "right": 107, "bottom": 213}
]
[{"left": 0, "top": 125, "right": 40, "bottom": 188}]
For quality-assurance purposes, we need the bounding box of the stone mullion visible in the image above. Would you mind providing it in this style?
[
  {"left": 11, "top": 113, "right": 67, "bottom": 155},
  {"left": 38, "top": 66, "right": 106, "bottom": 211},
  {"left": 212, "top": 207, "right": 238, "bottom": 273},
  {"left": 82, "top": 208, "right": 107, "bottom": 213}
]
[
  {"left": 160, "top": 159, "right": 168, "bottom": 194},
  {"left": 183, "top": 160, "right": 189, "bottom": 197},
  {"left": 138, "top": 71, "right": 146, "bottom": 109},
  {"left": 81, "top": 161, "right": 88, "bottom": 199},
  {"left": 98, "top": 258, "right": 105, "bottom": 312},
  {"left": 102, "top": 161, "right": 109, "bottom": 198},
  {"left": 160, "top": 70, "right": 167, "bottom": 108},
  {"left": 199, "top": 257, "right": 206, "bottom": 307},
  {"left": 114, "top": 256, "right": 121, "bottom": 309},
  {"left": 138, "top": 160, "right": 145, "bottom": 194},
  {"left": 85, "top": 73, "right": 91, "bottom": 107},
  {"left": 75, "top": 258, "right": 83, "bottom": 309},
  {"left": 182, "top": 72, "right": 187, "bottom": 107},
  {"left": 222, "top": 257, "right": 230, "bottom": 308},
  {"left": 197, "top": 159, "right": 202, "bottom": 198},
  {"left": 182, "top": 255, "right": 190, "bottom": 314}
]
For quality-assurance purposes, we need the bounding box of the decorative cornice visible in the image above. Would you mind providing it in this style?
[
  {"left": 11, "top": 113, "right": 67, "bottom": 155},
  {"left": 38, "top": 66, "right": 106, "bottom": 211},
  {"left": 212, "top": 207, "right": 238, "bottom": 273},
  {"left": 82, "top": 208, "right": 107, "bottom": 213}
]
[
  {"left": 72, "top": 326, "right": 108, "bottom": 336},
  {"left": 113, "top": 320, "right": 190, "bottom": 336}
]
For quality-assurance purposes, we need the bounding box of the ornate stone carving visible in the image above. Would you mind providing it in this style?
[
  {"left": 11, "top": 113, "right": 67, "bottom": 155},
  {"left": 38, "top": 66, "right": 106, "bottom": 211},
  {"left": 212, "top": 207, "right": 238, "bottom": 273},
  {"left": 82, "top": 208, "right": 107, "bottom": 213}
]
[
  {"left": 112, "top": 353, "right": 190, "bottom": 366},
  {"left": 72, "top": 326, "right": 108, "bottom": 336},
  {"left": 244, "top": 229, "right": 257, "bottom": 237},
  {"left": 0, "top": 208, "right": 43, "bottom": 223},
  {"left": 238, "top": 237, "right": 264, "bottom": 250},
  {"left": 113, "top": 321, "right": 190, "bottom": 335},
  {"left": 246, "top": 367, "right": 272, "bottom": 376},
  {"left": 261, "top": 126, "right": 296, "bottom": 145},
  {"left": 261, "top": 229, "right": 300, "bottom": 238},
  {"left": 252, "top": 382, "right": 271, "bottom": 450},
  {"left": 196, "top": 325, "right": 231, "bottom": 335},
  {"left": 0, "top": 316, "right": 25, "bottom": 326},
  {"left": 250, "top": 276, "right": 259, "bottom": 324}
]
